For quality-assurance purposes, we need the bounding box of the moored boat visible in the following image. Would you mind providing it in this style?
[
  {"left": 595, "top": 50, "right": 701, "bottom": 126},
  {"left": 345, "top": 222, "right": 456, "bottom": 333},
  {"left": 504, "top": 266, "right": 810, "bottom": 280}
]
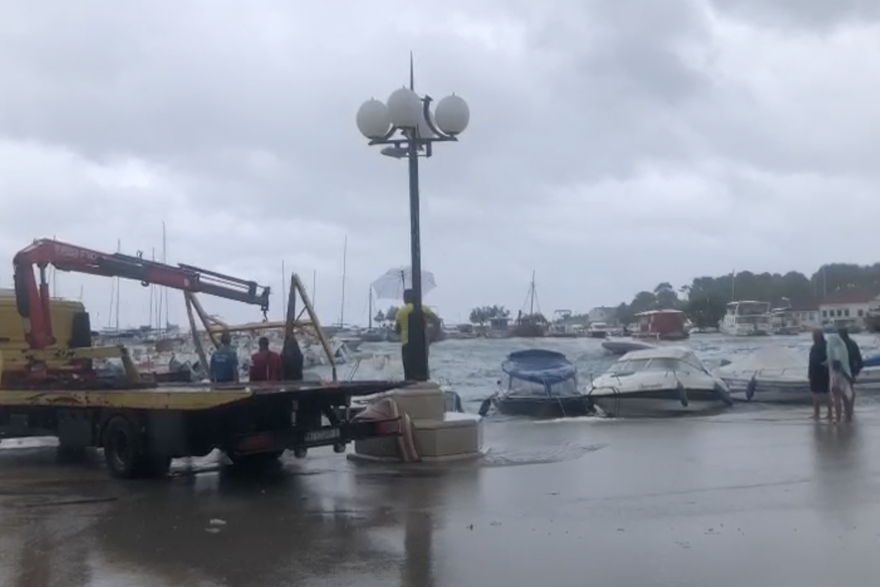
[
  {"left": 601, "top": 339, "right": 655, "bottom": 356},
  {"left": 716, "top": 346, "right": 810, "bottom": 403},
  {"left": 588, "top": 347, "right": 732, "bottom": 417},
  {"left": 479, "top": 349, "right": 591, "bottom": 418}
]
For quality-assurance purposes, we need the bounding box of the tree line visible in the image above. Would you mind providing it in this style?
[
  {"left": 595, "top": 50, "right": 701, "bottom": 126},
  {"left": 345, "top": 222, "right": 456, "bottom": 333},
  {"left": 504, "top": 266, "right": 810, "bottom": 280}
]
[{"left": 615, "top": 263, "right": 880, "bottom": 329}]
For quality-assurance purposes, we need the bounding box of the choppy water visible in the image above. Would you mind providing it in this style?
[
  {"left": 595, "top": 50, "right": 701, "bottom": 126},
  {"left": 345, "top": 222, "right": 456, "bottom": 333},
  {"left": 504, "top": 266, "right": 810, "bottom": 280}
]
[{"left": 357, "top": 332, "right": 880, "bottom": 410}]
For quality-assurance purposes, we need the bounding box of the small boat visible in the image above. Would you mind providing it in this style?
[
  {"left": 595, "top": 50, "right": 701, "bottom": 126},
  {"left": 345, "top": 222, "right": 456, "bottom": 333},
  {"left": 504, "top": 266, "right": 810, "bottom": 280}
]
[
  {"left": 587, "top": 322, "right": 609, "bottom": 339},
  {"left": 632, "top": 309, "right": 689, "bottom": 340},
  {"left": 719, "top": 301, "right": 772, "bottom": 336},
  {"left": 716, "top": 347, "right": 810, "bottom": 403},
  {"left": 588, "top": 347, "right": 732, "bottom": 417},
  {"left": 479, "top": 349, "right": 591, "bottom": 418},
  {"left": 601, "top": 339, "right": 655, "bottom": 356}
]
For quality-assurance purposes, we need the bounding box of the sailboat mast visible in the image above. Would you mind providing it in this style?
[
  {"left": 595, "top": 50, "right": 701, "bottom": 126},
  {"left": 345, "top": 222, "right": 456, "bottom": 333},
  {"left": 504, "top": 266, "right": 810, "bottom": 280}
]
[
  {"left": 339, "top": 236, "right": 348, "bottom": 327},
  {"left": 114, "top": 238, "right": 121, "bottom": 330},
  {"left": 51, "top": 234, "right": 58, "bottom": 298},
  {"left": 368, "top": 288, "right": 373, "bottom": 329},
  {"left": 149, "top": 247, "right": 156, "bottom": 329},
  {"left": 281, "top": 259, "right": 287, "bottom": 319},
  {"left": 529, "top": 270, "right": 536, "bottom": 315},
  {"left": 160, "top": 221, "right": 169, "bottom": 330},
  {"left": 312, "top": 270, "right": 317, "bottom": 307},
  {"left": 731, "top": 268, "right": 736, "bottom": 301}
]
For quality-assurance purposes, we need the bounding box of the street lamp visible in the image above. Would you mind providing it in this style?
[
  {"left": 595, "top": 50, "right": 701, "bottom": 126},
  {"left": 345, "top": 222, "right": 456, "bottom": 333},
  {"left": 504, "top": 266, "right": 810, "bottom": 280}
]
[{"left": 355, "top": 61, "right": 470, "bottom": 382}]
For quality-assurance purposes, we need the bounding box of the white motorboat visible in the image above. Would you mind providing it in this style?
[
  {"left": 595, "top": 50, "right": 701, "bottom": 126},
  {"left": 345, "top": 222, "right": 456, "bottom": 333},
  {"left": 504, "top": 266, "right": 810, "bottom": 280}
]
[
  {"left": 716, "top": 346, "right": 810, "bottom": 403},
  {"left": 588, "top": 347, "right": 732, "bottom": 417},
  {"left": 719, "top": 301, "right": 772, "bottom": 336},
  {"left": 587, "top": 322, "right": 609, "bottom": 339}
]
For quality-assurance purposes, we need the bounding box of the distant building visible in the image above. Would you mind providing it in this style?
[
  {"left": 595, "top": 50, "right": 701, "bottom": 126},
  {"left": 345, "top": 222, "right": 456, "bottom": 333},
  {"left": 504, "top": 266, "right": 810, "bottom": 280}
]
[
  {"left": 818, "top": 290, "right": 880, "bottom": 329},
  {"left": 588, "top": 306, "right": 617, "bottom": 324},
  {"left": 774, "top": 302, "right": 821, "bottom": 331}
]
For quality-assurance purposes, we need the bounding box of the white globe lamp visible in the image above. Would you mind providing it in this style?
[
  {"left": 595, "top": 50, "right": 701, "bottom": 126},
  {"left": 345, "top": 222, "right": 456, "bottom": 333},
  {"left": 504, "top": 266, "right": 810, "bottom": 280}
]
[
  {"left": 356, "top": 99, "right": 391, "bottom": 139},
  {"left": 387, "top": 87, "right": 422, "bottom": 128},
  {"left": 434, "top": 94, "right": 470, "bottom": 136}
]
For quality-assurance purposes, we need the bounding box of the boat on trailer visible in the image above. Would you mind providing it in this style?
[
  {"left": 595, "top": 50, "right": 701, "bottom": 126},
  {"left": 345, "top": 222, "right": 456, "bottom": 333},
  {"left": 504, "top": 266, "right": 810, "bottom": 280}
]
[{"left": 480, "top": 349, "right": 590, "bottom": 418}]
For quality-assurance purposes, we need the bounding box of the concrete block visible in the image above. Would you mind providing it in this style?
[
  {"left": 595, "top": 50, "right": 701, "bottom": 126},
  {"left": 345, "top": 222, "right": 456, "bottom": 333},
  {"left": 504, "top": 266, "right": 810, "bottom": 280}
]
[
  {"left": 411, "top": 413, "right": 482, "bottom": 461},
  {"left": 377, "top": 381, "right": 445, "bottom": 421}
]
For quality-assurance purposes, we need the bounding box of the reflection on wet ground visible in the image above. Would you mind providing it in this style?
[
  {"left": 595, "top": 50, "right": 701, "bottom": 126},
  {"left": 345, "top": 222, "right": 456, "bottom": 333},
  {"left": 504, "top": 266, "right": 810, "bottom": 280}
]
[{"left": 3, "top": 405, "right": 880, "bottom": 586}]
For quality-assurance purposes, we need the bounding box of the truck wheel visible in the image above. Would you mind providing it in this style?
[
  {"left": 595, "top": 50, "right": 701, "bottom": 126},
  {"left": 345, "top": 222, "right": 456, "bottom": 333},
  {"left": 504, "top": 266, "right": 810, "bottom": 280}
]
[
  {"left": 103, "top": 416, "right": 140, "bottom": 479},
  {"left": 293, "top": 448, "right": 308, "bottom": 459}
]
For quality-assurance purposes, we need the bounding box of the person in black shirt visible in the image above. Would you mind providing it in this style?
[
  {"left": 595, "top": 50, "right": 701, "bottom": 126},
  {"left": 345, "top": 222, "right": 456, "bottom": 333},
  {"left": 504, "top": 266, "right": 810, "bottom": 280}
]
[{"left": 808, "top": 328, "right": 831, "bottom": 420}]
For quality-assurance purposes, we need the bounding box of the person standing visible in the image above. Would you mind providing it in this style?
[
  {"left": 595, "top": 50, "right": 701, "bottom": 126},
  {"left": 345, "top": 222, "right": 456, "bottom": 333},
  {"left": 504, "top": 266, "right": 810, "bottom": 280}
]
[
  {"left": 826, "top": 331, "right": 853, "bottom": 423},
  {"left": 808, "top": 328, "right": 831, "bottom": 420},
  {"left": 249, "top": 336, "right": 282, "bottom": 382},
  {"left": 838, "top": 327, "right": 863, "bottom": 420},
  {"left": 395, "top": 288, "right": 442, "bottom": 380},
  {"left": 209, "top": 331, "right": 239, "bottom": 383}
]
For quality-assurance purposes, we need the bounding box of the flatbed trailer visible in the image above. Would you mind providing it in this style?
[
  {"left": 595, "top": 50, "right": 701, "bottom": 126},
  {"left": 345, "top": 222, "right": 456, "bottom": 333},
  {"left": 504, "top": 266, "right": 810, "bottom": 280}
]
[{"left": 0, "top": 378, "right": 407, "bottom": 478}]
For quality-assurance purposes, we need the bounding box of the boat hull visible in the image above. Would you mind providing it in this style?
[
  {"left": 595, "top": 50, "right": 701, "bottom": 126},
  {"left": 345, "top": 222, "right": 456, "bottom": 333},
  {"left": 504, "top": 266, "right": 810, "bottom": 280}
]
[
  {"left": 494, "top": 396, "right": 592, "bottom": 419},
  {"left": 601, "top": 339, "right": 655, "bottom": 355},
  {"left": 587, "top": 331, "right": 608, "bottom": 339},
  {"left": 590, "top": 388, "right": 730, "bottom": 418},
  {"left": 723, "top": 378, "right": 811, "bottom": 404}
]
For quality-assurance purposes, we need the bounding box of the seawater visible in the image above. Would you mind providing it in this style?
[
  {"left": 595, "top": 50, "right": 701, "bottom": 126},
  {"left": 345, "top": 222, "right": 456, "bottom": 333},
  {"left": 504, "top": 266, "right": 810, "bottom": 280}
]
[{"left": 356, "top": 332, "right": 880, "bottom": 411}]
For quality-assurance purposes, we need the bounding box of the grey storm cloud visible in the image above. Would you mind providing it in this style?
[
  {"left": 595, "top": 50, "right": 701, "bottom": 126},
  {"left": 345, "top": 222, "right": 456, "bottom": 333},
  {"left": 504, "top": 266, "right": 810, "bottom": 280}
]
[{"left": 0, "top": 0, "right": 878, "bottom": 326}]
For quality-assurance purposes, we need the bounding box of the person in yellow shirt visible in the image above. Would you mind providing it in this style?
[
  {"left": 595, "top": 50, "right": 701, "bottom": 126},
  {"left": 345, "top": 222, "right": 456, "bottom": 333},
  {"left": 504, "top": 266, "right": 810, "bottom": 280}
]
[{"left": 395, "top": 288, "right": 442, "bottom": 380}]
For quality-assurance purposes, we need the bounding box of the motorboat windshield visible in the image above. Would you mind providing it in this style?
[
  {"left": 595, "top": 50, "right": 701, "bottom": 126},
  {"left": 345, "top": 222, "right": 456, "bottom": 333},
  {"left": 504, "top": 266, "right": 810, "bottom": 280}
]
[{"left": 606, "top": 348, "right": 708, "bottom": 376}]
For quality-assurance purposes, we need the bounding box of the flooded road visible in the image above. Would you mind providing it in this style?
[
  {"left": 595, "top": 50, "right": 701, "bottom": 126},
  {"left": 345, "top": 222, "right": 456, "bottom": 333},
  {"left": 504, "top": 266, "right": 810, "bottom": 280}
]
[{"left": 3, "top": 406, "right": 880, "bottom": 586}]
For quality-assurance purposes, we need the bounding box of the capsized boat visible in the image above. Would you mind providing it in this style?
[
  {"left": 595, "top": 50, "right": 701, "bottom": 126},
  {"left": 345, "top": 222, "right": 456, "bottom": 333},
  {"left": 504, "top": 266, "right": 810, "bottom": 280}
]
[
  {"left": 588, "top": 346, "right": 732, "bottom": 417},
  {"left": 479, "top": 349, "right": 591, "bottom": 418},
  {"left": 716, "top": 346, "right": 809, "bottom": 403}
]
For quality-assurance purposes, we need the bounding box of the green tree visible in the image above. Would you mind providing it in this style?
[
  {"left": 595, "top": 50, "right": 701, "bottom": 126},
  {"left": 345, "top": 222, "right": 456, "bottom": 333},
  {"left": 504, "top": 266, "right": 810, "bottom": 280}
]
[
  {"left": 373, "top": 309, "right": 385, "bottom": 326},
  {"left": 385, "top": 305, "right": 399, "bottom": 324},
  {"left": 654, "top": 282, "right": 680, "bottom": 309},
  {"left": 469, "top": 307, "right": 488, "bottom": 326},
  {"left": 630, "top": 291, "right": 657, "bottom": 314}
]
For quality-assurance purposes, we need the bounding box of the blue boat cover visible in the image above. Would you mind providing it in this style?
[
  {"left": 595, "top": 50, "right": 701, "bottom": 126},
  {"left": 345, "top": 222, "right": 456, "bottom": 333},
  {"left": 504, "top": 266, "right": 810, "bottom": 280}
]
[{"left": 502, "top": 349, "right": 577, "bottom": 385}]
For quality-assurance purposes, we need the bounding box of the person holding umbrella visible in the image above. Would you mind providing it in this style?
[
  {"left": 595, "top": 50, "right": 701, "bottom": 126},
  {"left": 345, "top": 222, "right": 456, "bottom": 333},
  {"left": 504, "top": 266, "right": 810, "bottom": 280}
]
[{"left": 395, "top": 288, "right": 442, "bottom": 380}]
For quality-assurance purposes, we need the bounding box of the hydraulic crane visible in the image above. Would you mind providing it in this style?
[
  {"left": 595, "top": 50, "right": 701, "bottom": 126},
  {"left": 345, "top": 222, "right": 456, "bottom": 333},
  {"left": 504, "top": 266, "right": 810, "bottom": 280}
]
[
  {"left": 12, "top": 238, "right": 270, "bottom": 350},
  {"left": 8, "top": 238, "right": 273, "bottom": 384}
]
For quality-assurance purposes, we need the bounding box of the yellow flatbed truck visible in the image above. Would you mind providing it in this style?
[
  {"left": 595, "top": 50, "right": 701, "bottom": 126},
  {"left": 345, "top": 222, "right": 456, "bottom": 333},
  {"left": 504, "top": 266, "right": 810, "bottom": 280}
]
[
  {"left": 0, "top": 238, "right": 405, "bottom": 478},
  {"left": 0, "top": 370, "right": 404, "bottom": 478}
]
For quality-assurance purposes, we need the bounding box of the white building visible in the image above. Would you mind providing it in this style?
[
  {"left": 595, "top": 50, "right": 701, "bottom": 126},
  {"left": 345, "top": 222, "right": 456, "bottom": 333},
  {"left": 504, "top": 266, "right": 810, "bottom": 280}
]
[
  {"left": 818, "top": 290, "right": 880, "bottom": 329},
  {"left": 776, "top": 303, "right": 821, "bottom": 330}
]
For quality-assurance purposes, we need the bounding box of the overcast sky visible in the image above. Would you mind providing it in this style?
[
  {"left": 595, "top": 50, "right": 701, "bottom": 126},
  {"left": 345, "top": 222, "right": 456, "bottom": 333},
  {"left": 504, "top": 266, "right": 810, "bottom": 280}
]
[{"left": 1, "top": 0, "right": 878, "bottom": 328}]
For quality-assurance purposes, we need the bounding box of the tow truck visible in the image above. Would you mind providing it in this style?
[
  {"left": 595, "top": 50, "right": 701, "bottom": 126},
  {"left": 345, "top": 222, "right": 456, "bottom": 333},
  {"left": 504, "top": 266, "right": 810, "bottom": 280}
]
[{"left": 0, "top": 238, "right": 405, "bottom": 478}]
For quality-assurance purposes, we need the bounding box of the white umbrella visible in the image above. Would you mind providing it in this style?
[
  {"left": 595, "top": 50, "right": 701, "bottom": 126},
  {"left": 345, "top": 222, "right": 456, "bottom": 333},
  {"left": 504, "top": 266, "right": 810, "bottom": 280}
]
[{"left": 371, "top": 266, "right": 437, "bottom": 300}]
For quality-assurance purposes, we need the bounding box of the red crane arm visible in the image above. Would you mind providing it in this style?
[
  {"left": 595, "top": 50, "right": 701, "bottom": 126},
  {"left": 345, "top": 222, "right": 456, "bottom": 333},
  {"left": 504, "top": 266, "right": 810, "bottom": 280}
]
[{"left": 12, "top": 238, "right": 271, "bottom": 350}]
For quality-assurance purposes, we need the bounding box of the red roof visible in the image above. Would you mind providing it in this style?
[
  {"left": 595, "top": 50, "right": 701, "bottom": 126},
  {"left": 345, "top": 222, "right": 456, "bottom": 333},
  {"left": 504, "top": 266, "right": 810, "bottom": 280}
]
[{"left": 820, "top": 290, "right": 879, "bottom": 306}]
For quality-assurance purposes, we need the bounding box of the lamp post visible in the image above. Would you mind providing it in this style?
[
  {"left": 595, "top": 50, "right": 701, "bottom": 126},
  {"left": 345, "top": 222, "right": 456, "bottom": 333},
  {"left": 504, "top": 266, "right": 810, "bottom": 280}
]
[{"left": 356, "top": 61, "right": 470, "bottom": 382}]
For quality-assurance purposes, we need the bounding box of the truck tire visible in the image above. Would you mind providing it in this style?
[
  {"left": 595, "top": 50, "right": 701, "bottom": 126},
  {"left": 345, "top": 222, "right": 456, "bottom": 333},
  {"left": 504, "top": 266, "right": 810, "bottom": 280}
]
[{"left": 103, "top": 416, "right": 140, "bottom": 479}]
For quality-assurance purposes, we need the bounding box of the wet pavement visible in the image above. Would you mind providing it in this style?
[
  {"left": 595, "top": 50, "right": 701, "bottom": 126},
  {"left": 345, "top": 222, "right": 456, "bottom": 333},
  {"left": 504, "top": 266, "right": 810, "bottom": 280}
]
[{"left": 3, "top": 405, "right": 880, "bottom": 586}]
